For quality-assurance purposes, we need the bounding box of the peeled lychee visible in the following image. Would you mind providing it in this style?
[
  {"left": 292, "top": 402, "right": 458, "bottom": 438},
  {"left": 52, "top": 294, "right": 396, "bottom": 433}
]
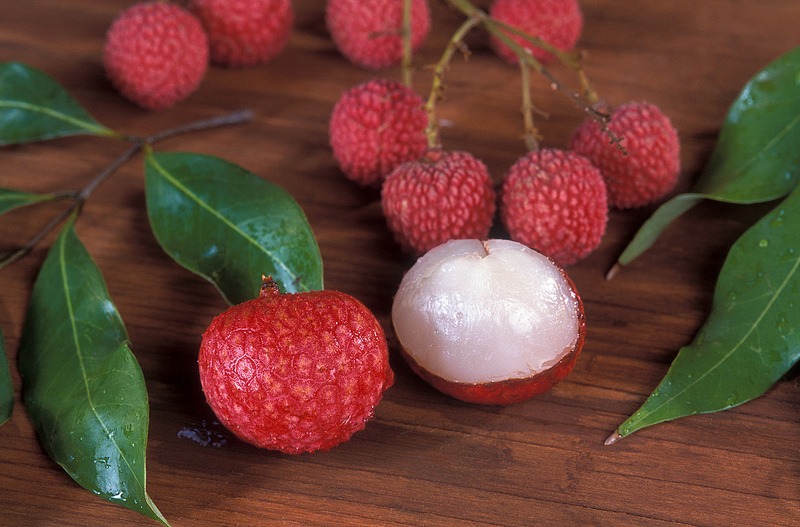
[
  {"left": 569, "top": 101, "right": 681, "bottom": 209},
  {"left": 381, "top": 150, "right": 497, "bottom": 255},
  {"left": 329, "top": 79, "right": 428, "bottom": 186},
  {"left": 326, "top": 0, "right": 431, "bottom": 69},
  {"left": 188, "top": 0, "right": 293, "bottom": 67},
  {"left": 199, "top": 277, "right": 394, "bottom": 454},
  {"left": 500, "top": 148, "right": 608, "bottom": 267},
  {"left": 103, "top": 1, "right": 209, "bottom": 110},
  {"left": 489, "top": 0, "right": 583, "bottom": 64},
  {"left": 392, "top": 239, "right": 585, "bottom": 405}
]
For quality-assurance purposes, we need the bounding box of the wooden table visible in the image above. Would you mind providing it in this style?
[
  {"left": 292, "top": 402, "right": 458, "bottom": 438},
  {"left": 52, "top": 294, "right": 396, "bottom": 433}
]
[{"left": 1, "top": 1, "right": 798, "bottom": 525}]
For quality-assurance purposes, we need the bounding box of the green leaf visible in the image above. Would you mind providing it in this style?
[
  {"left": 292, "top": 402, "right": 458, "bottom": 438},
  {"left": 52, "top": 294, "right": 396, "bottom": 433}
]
[
  {"left": 615, "top": 46, "right": 800, "bottom": 268},
  {"left": 0, "top": 326, "right": 12, "bottom": 427},
  {"left": 144, "top": 150, "right": 323, "bottom": 304},
  {"left": 0, "top": 188, "right": 68, "bottom": 215},
  {"left": 613, "top": 182, "right": 800, "bottom": 440},
  {"left": 0, "top": 62, "right": 116, "bottom": 145},
  {"left": 17, "top": 218, "right": 169, "bottom": 526}
]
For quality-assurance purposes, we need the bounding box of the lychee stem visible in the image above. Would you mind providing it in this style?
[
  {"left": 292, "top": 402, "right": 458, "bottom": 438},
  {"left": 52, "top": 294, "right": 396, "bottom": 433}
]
[
  {"left": 259, "top": 275, "right": 281, "bottom": 297},
  {"left": 519, "top": 62, "right": 542, "bottom": 151},
  {"left": 443, "top": 0, "right": 618, "bottom": 145},
  {"left": 424, "top": 14, "right": 481, "bottom": 149},
  {"left": 0, "top": 109, "right": 254, "bottom": 270},
  {"left": 401, "top": 0, "right": 413, "bottom": 88}
]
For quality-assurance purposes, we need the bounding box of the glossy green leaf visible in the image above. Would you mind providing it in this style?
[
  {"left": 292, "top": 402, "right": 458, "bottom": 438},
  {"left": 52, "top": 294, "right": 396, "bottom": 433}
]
[
  {"left": 0, "top": 62, "right": 116, "bottom": 145},
  {"left": 17, "top": 218, "right": 169, "bottom": 526},
  {"left": 0, "top": 188, "right": 67, "bottom": 215},
  {"left": 0, "top": 326, "right": 12, "bottom": 427},
  {"left": 144, "top": 150, "right": 323, "bottom": 304},
  {"left": 613, "top": 182, "right": 800, "bottom": 440},
  {"left": 615, "top": 46, "right": 800, "bottom": 268}
]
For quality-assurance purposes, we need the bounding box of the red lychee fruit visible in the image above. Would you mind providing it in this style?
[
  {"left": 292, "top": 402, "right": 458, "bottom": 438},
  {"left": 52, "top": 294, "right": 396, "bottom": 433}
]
[
  {"left": 570, "top": 101, "right": 681, "bottom": 209},
  {"left": 326, "top": 0, "right": 431, "bottom": 69},
  {"left": 499, "top": 148, "right": 608, "bottom": 267},
  {"left": 103, "top": 1, "right": 209, "bottom": 110},
  {"left": 188, "top": 0, "right": 293, "bottom": 67},
  {"left": 489, "top": 0, "right": 583, "bottom": 64},
  {"left": 198, "top": 277, "right": 394, "bottom": 454},
  {"left": 392, "top": 239, "right": 585, "bottom": 405},
  {"left": 381, "top": 150, "right": 497, "bottom": 255},
  {"left": 329, "top": 79, "right": 428, "bottom": 187}
]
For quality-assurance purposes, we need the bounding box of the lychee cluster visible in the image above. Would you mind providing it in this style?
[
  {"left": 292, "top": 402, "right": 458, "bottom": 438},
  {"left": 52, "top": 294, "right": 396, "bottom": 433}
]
[
  {"left": 103, "top": 0, "right": 294, "bottom": 110},
  {"left": 326, "top": 0, "right": 681, "bottom": 266}
]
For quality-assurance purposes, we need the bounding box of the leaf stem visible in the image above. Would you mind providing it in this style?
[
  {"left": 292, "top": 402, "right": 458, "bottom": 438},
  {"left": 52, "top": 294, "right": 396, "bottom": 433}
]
[{"left": 0, "top": 109, "right": 254, "bottom": 269}]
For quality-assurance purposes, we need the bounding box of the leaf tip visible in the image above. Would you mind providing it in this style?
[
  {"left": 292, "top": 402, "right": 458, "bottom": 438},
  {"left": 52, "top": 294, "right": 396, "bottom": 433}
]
[
  {"left": 604, "top": 430, "right": 623, "bottom": 446},
  {"left": 605, "top": 262, "right": 622, "bottom": 281}
]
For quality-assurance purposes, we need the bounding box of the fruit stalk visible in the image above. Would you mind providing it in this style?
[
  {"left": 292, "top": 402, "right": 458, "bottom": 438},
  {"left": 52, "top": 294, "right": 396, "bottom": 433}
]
[
  {"left": 443, "top": 0, "right": 611, "bottom": 137},
  {"left": 423, "top": 14, "right": 482, "bottom": 149},
  {"left": 401, "top": 0, "right": 413, "bottom": 87}
]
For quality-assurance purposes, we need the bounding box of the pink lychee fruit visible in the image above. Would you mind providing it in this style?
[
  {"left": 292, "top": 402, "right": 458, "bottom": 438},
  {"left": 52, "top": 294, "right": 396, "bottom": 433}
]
[
  {"left": 103, "top": 1, "right": 209, "bottom": 110},
  {"left": 188, "top": 0, "right": 293, "bottom": 67},
  {"left": 489, "top": 0, "right": 583, "bottom": 64},
  {"left": 392, "top": 239, "right": 585, "bottom": 405},
  {"left": 569, "top": 101, "right": 681, "bottom": 209},
  {"left": 329, "top": 79, "right": 428, "bottom": 186},
  {"left": 381, "top": 150, "right": 497, "bottom": 255},
  {"left": 326, "top": 0, "right": 431, "bottom": 69},
  {"left": 500, "top": 148, "right": 608, "bottom": 267}
]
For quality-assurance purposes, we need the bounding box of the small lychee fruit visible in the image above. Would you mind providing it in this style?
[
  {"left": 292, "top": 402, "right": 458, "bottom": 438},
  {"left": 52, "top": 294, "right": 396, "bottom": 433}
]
[
  {"left": 500, "top": 148, "right": 608, "bottom": 267},
  {"left": 188, "top": 0, "right": 293, "bottom": 67},
  {"left": 103, "top": 1, "right": 209, "bottom": 110},
  {"left": 381, "top": 150, "right": 497, "bottom": 255},
  {"left": 199, "top": 277, "right": 394, "bottom": 454},
  {"left": 569, "top": 101, "right": 681, "bottom": 209},
  {"left": 329, "top": 79, "right": 428, "bottom": 186},
  {"left": 326, "top": 0, "right": 431, "bottom": 70},
  {"left": 489, "top": 0, "right": 583, "bottom": 64},
  {"left": 392, "top": 239, "right": 585, "bottom": 405}
]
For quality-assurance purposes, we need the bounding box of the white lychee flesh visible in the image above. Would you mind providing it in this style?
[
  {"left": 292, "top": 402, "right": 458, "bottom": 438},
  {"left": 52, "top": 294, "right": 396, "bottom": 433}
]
[{"left": 392, "top": 239, "right": 583, "bottom": 388}]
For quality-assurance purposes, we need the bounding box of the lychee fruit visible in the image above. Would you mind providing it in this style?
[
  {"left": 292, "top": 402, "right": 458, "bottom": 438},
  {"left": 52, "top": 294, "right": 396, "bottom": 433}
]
[
  {"left": 381, "top": 150, "right": 497, "bottom": 255},
  {"left": 392, "top": 239, "right": 585, "bottom": 405},
  {"left": 188, "top": 0, "right": 293, "bottom": 67},
  {"left": 329, "top": 79, "right": 428, "bottom": 187},
  {"left": 103, "top": 1, "right": 209, "bottom": 110},
  {"left": 569, "top": 101, "right": 681, "bottom": 209},
  {"left": 499, "top": 148, "right": 608, "bottom": 267},
  {"left": 489, "top": 0, "right": 583, "bottom": 64},
  {"left": 198, "top": 277, "right": 394, "bottom": 454},
  {"left": 326, "top": 0, "right": 431, "bottom": 70}
]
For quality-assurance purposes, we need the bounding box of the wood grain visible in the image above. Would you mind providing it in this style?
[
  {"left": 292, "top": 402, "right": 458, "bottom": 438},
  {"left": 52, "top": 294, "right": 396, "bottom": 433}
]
[{"left": 1, "top": 1, "right": 798, "bottom": 526}]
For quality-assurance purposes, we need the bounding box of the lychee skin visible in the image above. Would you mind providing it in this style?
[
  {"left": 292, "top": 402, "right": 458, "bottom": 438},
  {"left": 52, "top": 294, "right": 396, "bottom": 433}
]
[
  {"left": 188, "top": 0, "right": 293, "bottom": 67},
  {"left": 381, "top": 150, "right": 497, "bottom": 255},
  {"left": 329, "top": 79, "right": 428, "bottom": 186},
  {"left": 489, "top": 0, "right": 583, "bottom": 64},
  {"left": 326, "top": 0, "right": 431, "bottom": 69},
  {"left": 103, "top": 2, "right": 209, "bottom": 110},
  {"left": 500, "top": 148, "right": 608, "bottom": 267},
  {"left": 570, "top": 101, "right": 681, "bottom": 209},
  {"left": 198, "top": 280, "right": 394, "bottom": 454}
]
